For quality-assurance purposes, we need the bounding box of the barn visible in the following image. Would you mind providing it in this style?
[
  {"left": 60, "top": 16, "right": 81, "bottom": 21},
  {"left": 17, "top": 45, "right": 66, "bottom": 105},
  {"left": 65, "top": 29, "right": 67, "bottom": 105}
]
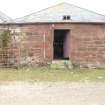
[{"left": 0, "top": 2, "right": 105, "bottom": 67}]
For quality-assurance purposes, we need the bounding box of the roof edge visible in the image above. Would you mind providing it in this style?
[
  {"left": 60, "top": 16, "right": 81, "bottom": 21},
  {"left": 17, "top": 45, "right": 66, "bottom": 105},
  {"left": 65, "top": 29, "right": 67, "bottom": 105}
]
[{"left": 1, "top": 21, "right": 105, "bottom": 25}]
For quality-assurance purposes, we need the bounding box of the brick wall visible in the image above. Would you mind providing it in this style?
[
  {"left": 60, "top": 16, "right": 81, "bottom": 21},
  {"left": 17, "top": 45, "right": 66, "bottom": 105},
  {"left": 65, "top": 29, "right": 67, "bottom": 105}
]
[
  {"left": 70, "top": 24, "right": 105, "bottom": 67},
  {"left": 0, "top": 23, "right": 105, "bottom": 67}
]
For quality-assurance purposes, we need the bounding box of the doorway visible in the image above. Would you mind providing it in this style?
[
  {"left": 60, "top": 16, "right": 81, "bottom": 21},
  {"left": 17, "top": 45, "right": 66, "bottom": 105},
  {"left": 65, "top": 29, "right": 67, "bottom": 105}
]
[{"left": 53, "top": 29, "right": 70, "bottom": 60}]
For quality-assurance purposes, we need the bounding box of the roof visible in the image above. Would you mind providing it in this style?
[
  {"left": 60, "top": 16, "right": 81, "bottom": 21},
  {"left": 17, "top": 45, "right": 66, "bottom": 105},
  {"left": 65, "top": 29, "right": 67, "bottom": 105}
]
[
  {"left": 0, "top": 11, "right": 12, "bottom": 23},
  {"left": 14, "top": 2, "right": 105, "bottom": 23}
]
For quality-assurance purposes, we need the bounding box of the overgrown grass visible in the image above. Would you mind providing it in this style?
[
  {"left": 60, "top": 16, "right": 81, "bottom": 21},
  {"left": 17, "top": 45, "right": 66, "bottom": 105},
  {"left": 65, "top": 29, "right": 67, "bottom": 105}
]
[{"left": 0, "top": 67, "right": 105, "bottom": 82}]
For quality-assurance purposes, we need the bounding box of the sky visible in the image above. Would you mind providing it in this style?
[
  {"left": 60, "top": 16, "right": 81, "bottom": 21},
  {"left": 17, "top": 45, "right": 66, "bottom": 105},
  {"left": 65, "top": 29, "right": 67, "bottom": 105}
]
[{"left": 0, "top": 0, "right": 105, "bottom": 19}]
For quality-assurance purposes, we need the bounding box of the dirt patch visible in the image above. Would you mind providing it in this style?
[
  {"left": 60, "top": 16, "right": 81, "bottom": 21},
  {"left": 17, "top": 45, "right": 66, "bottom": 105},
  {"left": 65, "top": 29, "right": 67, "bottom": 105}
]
[{"left": 0, "top": 82, "right": 105, "bottom": 105}]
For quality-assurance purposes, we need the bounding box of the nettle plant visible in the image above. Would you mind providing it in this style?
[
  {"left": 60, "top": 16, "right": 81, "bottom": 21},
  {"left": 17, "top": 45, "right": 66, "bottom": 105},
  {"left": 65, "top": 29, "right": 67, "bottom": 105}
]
[
  {"left": 0, "top": 29, "right": 11, "bottom": 49},
  {"left": 0, "top": 29, "right": 11, "bottom": 66}
]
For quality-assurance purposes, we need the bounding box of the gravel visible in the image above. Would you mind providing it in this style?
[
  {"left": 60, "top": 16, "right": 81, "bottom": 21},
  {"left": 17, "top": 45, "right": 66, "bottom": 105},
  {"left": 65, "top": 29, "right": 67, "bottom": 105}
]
[{"left": 0, "top": 82, "right": 105, "bottom": 105}]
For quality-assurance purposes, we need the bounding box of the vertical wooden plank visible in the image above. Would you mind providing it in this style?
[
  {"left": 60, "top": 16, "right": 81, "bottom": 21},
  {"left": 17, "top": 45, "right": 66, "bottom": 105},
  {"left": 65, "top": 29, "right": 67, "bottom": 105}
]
[{"left": 43, "top": 32, "right": 46, "bottom": 59}]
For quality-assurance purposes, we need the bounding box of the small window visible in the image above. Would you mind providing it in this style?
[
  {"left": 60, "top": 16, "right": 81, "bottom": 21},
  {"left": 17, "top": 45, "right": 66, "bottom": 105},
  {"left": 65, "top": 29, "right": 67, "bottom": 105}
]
[
  {"left": 67, "top": 16, "right": 70, "bottom": 20},
  {"left": 63, "top": 16, "right": 66, "bottom": 20},
  {"left": 62, "top": 15, "right": 71, "bottom": 20}
]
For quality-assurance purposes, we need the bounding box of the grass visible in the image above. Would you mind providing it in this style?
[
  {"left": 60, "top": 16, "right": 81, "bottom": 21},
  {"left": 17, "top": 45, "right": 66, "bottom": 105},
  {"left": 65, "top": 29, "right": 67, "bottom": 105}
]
[{"left": 0, "top": 67, "right": 105, "bottom": 82}]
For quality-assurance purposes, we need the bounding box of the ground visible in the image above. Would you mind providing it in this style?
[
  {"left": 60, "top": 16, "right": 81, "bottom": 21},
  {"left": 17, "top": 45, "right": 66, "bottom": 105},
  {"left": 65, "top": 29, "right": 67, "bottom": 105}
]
[
  {"left": 0, "top": 82, "right": 105, "bottom": 105},
  {"left": 0, "top": 68, "right": 105, "bottom": 82},
  {"left": 0, "top": 68, "right": 105, "bottom": 105}
]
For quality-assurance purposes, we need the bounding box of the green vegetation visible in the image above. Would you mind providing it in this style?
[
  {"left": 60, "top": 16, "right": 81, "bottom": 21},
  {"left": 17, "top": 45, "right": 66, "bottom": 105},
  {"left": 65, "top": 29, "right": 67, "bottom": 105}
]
[
  {"left": 0, "top": 67, "right": 105, "bottom": 82},
  {"left": 0, "top": 30, "right": 11, "bottom": 48},
  {"left": 0, "top": 30, "right": 11, "bottom": 66}
]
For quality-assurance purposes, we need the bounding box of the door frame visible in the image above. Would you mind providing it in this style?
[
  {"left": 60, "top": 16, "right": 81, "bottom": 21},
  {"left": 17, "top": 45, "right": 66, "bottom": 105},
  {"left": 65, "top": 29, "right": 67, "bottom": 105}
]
[{"left": 53, "top": 28, "right": 70, "bottom": 60}]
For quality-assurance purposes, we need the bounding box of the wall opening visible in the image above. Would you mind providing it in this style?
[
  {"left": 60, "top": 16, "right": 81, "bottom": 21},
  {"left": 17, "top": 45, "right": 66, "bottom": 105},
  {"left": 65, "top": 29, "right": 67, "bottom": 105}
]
[{"left": 53, "top": 29, "right": 70, "bottom": 60}]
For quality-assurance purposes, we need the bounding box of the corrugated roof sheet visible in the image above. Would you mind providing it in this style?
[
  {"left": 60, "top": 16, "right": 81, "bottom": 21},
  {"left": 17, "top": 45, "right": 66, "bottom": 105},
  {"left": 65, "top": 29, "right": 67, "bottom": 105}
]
[
  {"left": 0, "top": 11, "right": 12, "bottom": 23},
  {"left": 14, "top": 3, "right": 105, "bottom": 23}
]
